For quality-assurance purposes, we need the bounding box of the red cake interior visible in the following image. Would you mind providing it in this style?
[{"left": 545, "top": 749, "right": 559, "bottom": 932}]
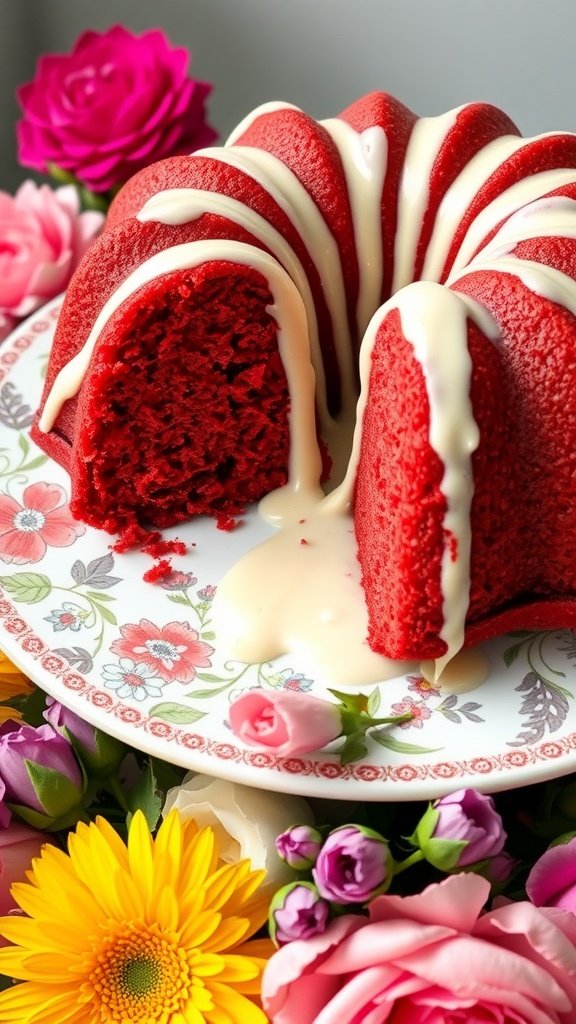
[{"left": 57, "top": 263, "right": 291, "bottom": 534}]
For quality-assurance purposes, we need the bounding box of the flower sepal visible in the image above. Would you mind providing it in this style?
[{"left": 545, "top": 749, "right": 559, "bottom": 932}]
[
  {"left": 409, "top": 804, "right": 468, "bottom": 872},
  {"left": 8, "top": 757, "right": 85, "bottom": 831}
]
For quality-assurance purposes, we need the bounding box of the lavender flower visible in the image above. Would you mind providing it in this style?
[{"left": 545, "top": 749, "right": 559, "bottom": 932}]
[
  {"left": 313, "top": 824, "right": 392, "bottom": 904},
  {"left": 269, "top": 882, "right": 330, "bottom": 945},
  {"left": 0, "top": 720, "right": 84, "bottom": 829},
  {"left": 276, "top": 824, "right": 323, "bottom": 870},
  {"left": 413, "top": 788, "right": 507, "bottom": 871}
]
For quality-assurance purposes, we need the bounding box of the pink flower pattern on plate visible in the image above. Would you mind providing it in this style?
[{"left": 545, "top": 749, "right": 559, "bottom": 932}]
[
  {"left": 110, "top": 618, "right": 214, "bottom": 684},
  {"left": 406, "top": 674, "right": 438, "bottom": 700},
  {"left": 0, "top": 482, "right": 85, "bottom": 564},
  {"left": 390, "top": 695, "right": 433, "bottom": 729}
]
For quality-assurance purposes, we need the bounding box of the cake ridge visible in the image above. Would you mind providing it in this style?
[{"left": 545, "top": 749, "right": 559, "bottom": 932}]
[{"left": 30, "top": 90, "right": 576, "bottom": 674}]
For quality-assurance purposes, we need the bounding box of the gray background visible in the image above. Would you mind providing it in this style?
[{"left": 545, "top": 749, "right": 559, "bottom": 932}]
[{"left": 2, "top": 0, "right": 576, "bottom": 191}]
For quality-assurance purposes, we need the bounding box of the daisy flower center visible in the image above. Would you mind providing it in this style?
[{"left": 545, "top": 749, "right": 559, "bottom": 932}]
[
  {"left": 145, "top": 639, "right": 181, "bottom": 662},
  {"left": 13, "top": 508, "right": 45, "bottom": 532},
  {"left": 89, "top": 925, "right": 191, "bottom": 1022}
]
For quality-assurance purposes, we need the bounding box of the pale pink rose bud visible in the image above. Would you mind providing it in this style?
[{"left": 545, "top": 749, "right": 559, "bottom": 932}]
[{"left": 228, "top": 690, "right": 343, "bottom": 756}]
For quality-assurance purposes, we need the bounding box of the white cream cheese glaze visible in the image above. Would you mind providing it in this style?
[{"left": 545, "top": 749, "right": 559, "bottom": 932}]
[{"left": 38, "top": 97, "right": 576, "bottom": 685}]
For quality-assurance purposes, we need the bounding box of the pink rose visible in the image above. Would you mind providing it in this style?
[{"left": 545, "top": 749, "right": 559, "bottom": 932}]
[
  {"left": 526, "top": 837, "right": 576, "bottom": 913},
  {"left": 229, "top": 690, "right": 343, "bottom": 756},
  {"left": 0, "top": 823, "right": 45, "bottom": 940},
  {"left": 17, "top": 25, "right": 217, "bottom": 193},
  {"left": 262, "top": 874, "right": 576, "bottom": 1023},
  {"left": 0, "top": 181, "right": 103, "bottom": 327}
]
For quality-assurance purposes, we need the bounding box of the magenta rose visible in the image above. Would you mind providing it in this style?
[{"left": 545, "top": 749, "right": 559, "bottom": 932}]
[
  {"left": 262, "top": 873, "right": 576, "bottom": 1024},
  {"left": 526, "top": 837, "right": 576, "bottom": 913},
  {"left": 17, "top": 25, "right": 217, "bottom": 194},
  {"left": 0, "top": 181, "right": 103, "bottom": 339},
  {"left": 229, "top": 690, "right": 343, "bottom": 756},
  {"left": 0, "top": 823, "right": 46, "bottom": 942}
]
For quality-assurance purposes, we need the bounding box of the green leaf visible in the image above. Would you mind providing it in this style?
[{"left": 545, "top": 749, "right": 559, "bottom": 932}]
[
  {"left": 168, "top": 593, "right": 191, "bottom": 606},
  {"left": 148, "top": 702, "right": 207, "bottom": 725},
  {"left": 18, "top": 433, "right": 30, "bottom": 457},
  {"left": 367, "top": 687, "right": 382, "bottom": 716},
  {"left": 327, "top": 688, "right": 370, "bottom": 714},
  {"left": 503, "top": 643, "right": 522, "bottom": 668},
  {"left": 47, "top": 162, "right": 78, "bottom": 185},
  {"left": 84, "top": 591, "right": 116, "bottom": 602},
  {"left": 0, "top": 572, "right": 51, "bottom": 604},
  {"left": 185, "top": 684, "right": 233, "bottom": 699},
  {"left": 126, "top": 759, "right": 163, "bottom": 832},
  {"left": 79, "top": 186, "right": 109, "bottom": 213},
  {"left": 339, "top": 729, "right": 369, "bottom": 765},
  {"left": 371, "top": 732, "right": 443, "bottom": 755},
  {"left": 92, "top": 603, "right": 117, "bottom": 625},
  {"left": 21, "top": 454, "right": 49, "bottom": 471},
  {"left": 195, "top": 672, "right": 225, "bottom": 684},
  {"left": 25, "top": 759, "right": 83, "bottom": 818},
  {"left": 201, "top": 631, "right": 216, "bottom": 641}
]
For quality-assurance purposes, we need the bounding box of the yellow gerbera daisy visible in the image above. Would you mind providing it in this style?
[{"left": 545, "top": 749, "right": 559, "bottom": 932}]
[
  {"left": 0, "top": 809, "right": 273, "bottom": 1024},
  {"left": 0, "top": 649, "right": 35, "bottom": 722}
]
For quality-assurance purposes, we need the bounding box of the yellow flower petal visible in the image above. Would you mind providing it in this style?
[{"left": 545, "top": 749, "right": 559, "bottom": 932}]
[{"left": 0, "top": 809, "right": 271, "bottom": 1024}]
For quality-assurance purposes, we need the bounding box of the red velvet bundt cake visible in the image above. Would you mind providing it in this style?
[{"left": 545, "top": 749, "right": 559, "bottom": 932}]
[{"left": 31, "top": 91, "right": 576, "bottom": 669}]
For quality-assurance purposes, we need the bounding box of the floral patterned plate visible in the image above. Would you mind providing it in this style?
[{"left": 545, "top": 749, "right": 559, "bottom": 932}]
[{"left": 1, "top": 297, "right": 576, "bottom": 801}]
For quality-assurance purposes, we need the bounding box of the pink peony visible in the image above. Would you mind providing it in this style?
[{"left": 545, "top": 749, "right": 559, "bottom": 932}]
[
  {"left": 110, "top": 618, "right": 214, "bottom": 684},
  {"left": 0, "top": 181, "right": 103, "bottom": 332},
  {"left": 0, "top": 482, "right": 85, "bottom": 564},
  {"left": 0, "top": 823, "right": 46, "bottom": 940},
  {"left": 526, "top": 837, "right": 576, "bottom": 913},
  {"left": 17, "top": 25, "right": 217, "bottom": 193},
  {"left": 262, "top": 873, "right": 576, "bottom": 1023},
  {"left": 228, "top": 690, "right": 343, "bottom": 756}
]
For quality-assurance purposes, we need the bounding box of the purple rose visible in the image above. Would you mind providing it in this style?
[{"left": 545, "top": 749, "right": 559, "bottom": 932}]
[
  {"left": 276, "top": 824, "right": 323, "bottom": 870},
  {"left": 43, "top": 697, "right": 125, "bottom": 775},
  {"left": 0, "top": 720, "right": 83, "bottom": 828},
  {"left": 526, "top": 837, "right": 576, "bottom": 913},
  {"left": 313, "top": 825, "right": 392, "bottom": 904},
  {"left": 413, "top": 789, "right": 506, "bottom": 871},
  {"left": 17, "top": 25, "right": 217, "bottom": 193},
  {"left": 269, "top": 882, "right": 330, "bottom": 945}
]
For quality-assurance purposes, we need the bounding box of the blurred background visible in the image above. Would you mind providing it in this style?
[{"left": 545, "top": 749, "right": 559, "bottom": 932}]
[{"left": 2, "top": 0, "right": 576, "bottom": 190}]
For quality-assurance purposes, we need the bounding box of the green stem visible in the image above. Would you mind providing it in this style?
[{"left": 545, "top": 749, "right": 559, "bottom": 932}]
[
  {"left": 393, "top": 849, "right": 425, "bottom": 876},
  {"left": 103, "top": 773, "right": 130, "bottom": 814}
]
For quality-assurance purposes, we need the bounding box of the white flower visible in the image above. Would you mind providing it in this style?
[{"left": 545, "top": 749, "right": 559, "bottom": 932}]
[
  {"left": 102, "top": 658, "right": 165, "bottom": 701},
  {"left": 163, "top": 773, "right": 314, "bottom": 887}
]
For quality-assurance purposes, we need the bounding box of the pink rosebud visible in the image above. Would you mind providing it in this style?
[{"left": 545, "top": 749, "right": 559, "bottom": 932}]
[
  {"left": 17, "top": 25, "right": 217, "bottom": 193},
  {"left": 276, "top": 824, "right": 323, "bottom": 870},
  {"left": 0, "top": 181, "right": 103, "bottom": 324},
  {"left": 433, "top": 789, "right": 506, "bottom": 865},
  {"left": 526, "top": 837, "right": 576, "bottom": 913},
  {"left": 228, "top": 690, "right": 343, "bottom": 756},
  {"left": 313, "top": 825, "right": 392, "bottom": 904},
  {"left": 0, "top": 823, "right": 46, "bottom": 937},
  {"left": 269, "top": 882, "right": 330, "bottom": 946},
  {"left": 414, "top": 788, "right": 506, "bottom": 871},
  {"left": 0, "top": 720, "right": 83, "bottom": 827}
]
